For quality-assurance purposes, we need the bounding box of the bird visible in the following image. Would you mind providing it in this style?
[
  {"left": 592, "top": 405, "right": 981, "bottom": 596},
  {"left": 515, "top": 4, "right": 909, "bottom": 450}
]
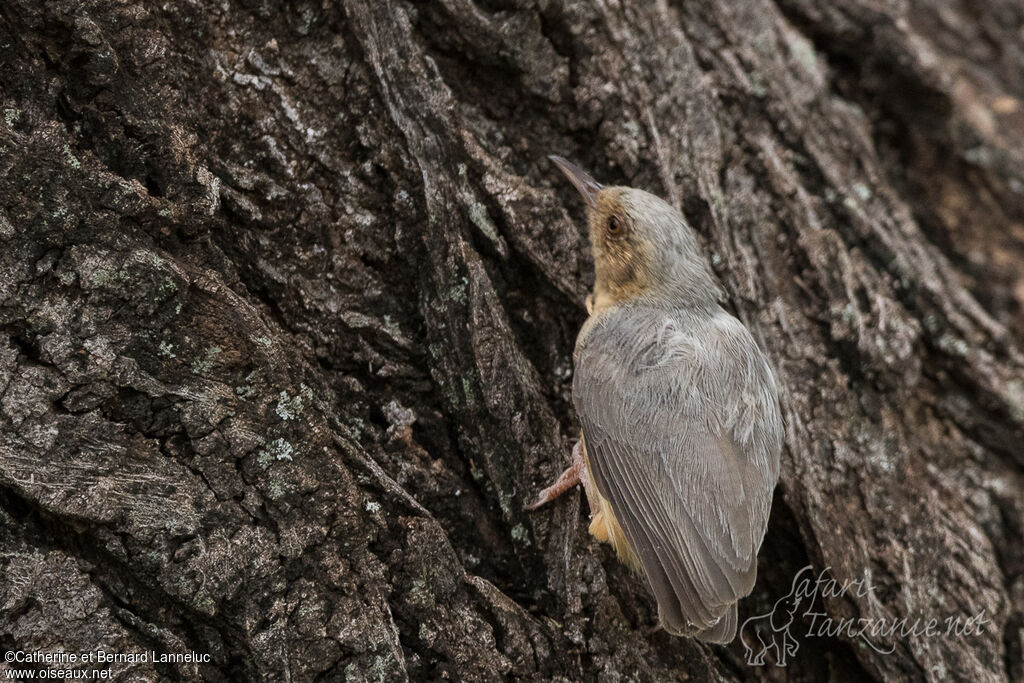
[{"left": 527, "top": 156, "right": 783, "bottom": 644}]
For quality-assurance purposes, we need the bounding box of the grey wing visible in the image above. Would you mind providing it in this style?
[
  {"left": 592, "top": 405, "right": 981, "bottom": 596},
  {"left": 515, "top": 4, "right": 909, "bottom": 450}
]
[{"left": 574, "top": 309, "right": 781, "bottom": 640}]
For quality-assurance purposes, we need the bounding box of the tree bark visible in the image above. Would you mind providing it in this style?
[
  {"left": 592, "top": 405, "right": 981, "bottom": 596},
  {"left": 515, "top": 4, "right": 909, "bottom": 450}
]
[{"left": 1, "top": 0, "right": 1022, "bottom": 681}]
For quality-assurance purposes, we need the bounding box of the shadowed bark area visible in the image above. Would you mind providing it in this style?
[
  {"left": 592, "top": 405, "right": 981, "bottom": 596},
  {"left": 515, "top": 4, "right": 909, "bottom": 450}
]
[{"left": 1, "top": 0, "right": 1022, "bottom": 681}]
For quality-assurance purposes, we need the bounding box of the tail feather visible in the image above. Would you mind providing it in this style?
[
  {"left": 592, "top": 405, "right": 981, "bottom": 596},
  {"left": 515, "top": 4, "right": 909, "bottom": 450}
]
[{"left": 694, "top": 604, "right": 737, "bottom": 644}]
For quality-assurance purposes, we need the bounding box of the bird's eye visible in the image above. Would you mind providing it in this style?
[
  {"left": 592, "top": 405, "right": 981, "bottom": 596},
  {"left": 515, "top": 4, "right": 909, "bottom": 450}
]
[{"left": 607, "top": 215, "right": 623, "bottom": 237}]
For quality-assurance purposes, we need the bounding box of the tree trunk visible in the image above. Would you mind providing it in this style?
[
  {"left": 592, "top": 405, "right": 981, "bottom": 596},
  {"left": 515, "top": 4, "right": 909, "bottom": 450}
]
[{"left": 1, "top": 0, "right": 1022, "bottom": 680}]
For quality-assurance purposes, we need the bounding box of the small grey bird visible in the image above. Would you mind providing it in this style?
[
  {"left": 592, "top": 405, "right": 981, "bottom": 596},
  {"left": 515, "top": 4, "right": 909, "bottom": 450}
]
[{"left": 528, "top": 157, "right": 783, "bottom": 643}]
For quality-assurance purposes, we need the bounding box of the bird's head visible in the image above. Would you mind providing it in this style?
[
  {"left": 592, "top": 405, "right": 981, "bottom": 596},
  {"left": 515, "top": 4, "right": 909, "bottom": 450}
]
[{"left": 550, "top": 156, "right": 719, "bottom": 312}]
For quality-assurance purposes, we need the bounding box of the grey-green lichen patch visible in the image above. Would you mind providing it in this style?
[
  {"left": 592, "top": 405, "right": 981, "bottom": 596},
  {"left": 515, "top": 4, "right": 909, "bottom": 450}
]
[
  {"left": 235, "top": 369, "right": 261, "bottom": 399},
  {"left": 510, "top": 523, "right": 530, "bottom": 546},
  {"left": 936, "top": 334, "right": 969, "bottom": 357},
  {"left": 190, "top": 593, "right": 218, "bottom": 617},
  {"left": 346, "top": 416, "right": 367, "bottom": 440},
  {"left": 461, "top": 377, "right": 475, "bottom": 407},
  {"left": 275, "top": 390, "right": 303, "bottom": 420},
  {"left": 261, "top": 437, "right": 294, "bottom": 462},
  {"left": 191, "top": 346, "right": 222, "bottom": 375},
  {"left": 449, "top": 277, "right": 468, "bottom": 306},
  {"left": 418, "top": 622, "right": 436, "bottom": 646},
  {"left": 429, "top": 297, "right": 448, "bottom": 315},
  {"left": 63, "top": 144, "right": 81, "bottom": 169},
  {"left": 252, "top": 449, "right": 272, "bottom": 471},
  {"left": 158, "top": 276, "right": 178, "bottom": 298},
  {"left": 159, "top": 340, "right": 177, "bottom": 358},
  {"left": 266, "top": 479, "right": 286, "bottom": 501},
  {"left": 71, "top": 248, "right": 122, "bottom": 291},
  {"left": 407, "top": 579, "right": 435, "bottom": 608},
  {"left": 852, "top": 182, "right": 872, "bottom": 202},
  {"left": 235, "top": 382, "right": 257, "bottom": 398}
]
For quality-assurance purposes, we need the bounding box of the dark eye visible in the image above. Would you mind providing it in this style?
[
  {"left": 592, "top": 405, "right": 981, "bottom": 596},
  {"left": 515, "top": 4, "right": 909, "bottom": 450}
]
[{"left": 607, "top": 215, "right": 623, "bottom": 236}]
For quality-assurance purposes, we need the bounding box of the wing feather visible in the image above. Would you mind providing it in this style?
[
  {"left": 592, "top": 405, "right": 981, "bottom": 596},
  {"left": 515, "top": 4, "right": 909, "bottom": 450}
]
[{"left": 574, "top": 305, "right": 781, "bottom": 640}]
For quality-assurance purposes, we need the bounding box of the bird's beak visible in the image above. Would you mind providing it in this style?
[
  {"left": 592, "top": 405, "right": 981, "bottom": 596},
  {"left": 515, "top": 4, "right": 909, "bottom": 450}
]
[{"left": 549, "top": 155, "right": 602, "bottom": 209}]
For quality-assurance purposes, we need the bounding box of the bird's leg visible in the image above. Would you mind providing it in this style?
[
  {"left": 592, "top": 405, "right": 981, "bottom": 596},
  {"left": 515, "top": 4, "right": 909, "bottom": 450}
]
[{"left": 525, "top": 441, "right": 586, "bottom": 510}]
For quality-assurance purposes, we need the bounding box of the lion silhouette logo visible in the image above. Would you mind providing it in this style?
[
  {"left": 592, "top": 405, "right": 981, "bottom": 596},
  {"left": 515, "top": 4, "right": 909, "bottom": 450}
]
[{"left": 740, "top": 566, "right": 812, "bottom": 666}]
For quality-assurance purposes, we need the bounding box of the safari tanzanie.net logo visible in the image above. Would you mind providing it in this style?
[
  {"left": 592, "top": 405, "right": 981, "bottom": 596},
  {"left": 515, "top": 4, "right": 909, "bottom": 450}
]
[{"left": 740, "top": 565, "right": 990, "bottom": 667}]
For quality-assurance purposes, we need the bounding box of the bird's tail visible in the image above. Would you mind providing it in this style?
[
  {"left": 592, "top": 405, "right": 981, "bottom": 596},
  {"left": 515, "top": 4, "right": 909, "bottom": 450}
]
[{"left": 695, "top": 604, "right": 737, "bottom": 644}]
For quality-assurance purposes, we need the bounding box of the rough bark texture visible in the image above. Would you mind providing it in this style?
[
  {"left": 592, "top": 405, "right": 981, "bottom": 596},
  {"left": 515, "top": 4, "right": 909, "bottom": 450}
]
[{"left": 1, "top": 0, "right": 1023, "bottom": 681}]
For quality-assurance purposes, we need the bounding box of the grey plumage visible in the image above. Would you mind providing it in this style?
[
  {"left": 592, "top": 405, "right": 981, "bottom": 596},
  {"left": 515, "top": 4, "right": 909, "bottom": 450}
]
[
  {"left": 572, "top": 186, "right": 783, "bottom": 643},
  {"left": 530, "top": 158, "right": 784, "bottom": 643}
]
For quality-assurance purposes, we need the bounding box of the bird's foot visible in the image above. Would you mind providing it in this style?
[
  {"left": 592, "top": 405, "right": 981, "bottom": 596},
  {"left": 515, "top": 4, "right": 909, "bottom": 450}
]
[{"left": 525, "top": 441, "right": 585, "bottom": 510}]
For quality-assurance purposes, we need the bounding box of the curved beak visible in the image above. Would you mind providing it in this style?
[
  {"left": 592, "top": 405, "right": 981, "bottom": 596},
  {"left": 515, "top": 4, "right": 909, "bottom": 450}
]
[{"left": 548, "top": 155, "right": 602, "bottom": 209}]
